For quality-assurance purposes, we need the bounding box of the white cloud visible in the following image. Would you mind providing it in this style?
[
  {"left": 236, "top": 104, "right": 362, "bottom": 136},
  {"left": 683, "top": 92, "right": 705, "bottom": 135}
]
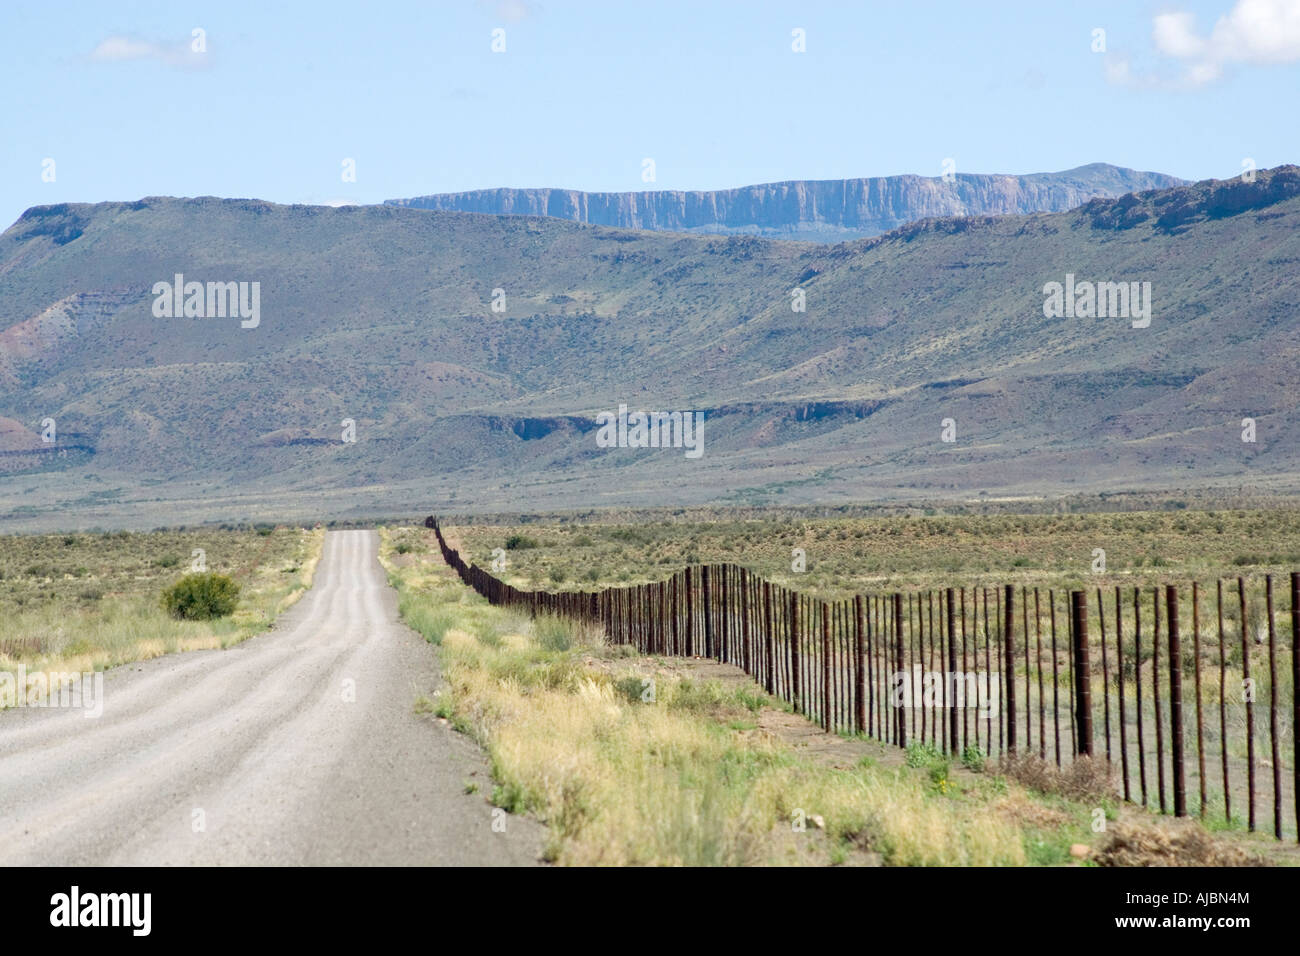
[
  {"left": 1152, "top": 12, "right": 1207, "bottom": 59},
  {"left": 1213, "top": 0, "right": 1300, "bottom": 62},
  {"left": 89, "top": 34, "right": 210, "bottom": 70},
  {"left": 477, "top": 0, "right": 541, "bottom": 23},
  {"left": 1109, "top": 0, "right": 1300, "bottom": 88},
  {"left": 91, "top": 37, "right": 163, "bottom": 61}
]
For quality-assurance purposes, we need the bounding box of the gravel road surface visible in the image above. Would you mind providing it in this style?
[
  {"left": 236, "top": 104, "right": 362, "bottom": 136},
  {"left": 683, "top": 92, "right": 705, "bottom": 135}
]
[{"left": 0, "top": 530, "right": 543, "bottom": 866}]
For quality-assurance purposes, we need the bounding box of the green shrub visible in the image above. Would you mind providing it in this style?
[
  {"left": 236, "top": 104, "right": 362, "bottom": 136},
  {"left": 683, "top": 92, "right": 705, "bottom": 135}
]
[
  {"left": 665, "top": 678, "right": 729, "bottom": 714},
  {"left": 533, "top": 615, "right": 574, "bottom": 651},
  {"left": 399, "top": 597, "right": 455, "bottom": 644},
  {"left": 614, "top": 675, "right": 651, "bottom": 704},
  {"left": 505, "top": 534, "right": 539, "bottom": 550},
  {"left": 929, "top": 760, "right": 952, "bottom": 792},
  {"left": 160, "top": 572, "right": 241, "bottom": 620},
  {"left": 904, "top": 740, "right": 943, "bottom": 768}
]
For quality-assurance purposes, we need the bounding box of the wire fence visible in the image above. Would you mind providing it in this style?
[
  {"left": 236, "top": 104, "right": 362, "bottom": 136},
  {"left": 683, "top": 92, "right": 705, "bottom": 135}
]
[{"left": 427, "top": 516, "right": 1299, "bottom": 841}]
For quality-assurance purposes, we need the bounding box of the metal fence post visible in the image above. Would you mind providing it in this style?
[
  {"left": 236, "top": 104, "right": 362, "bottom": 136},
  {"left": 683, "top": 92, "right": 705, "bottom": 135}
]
[
  {"left": 1004, "top": 584, "right": 1016, "bottom": 754},
  {"left": 1166, "top": 584, "right": 1186, "bottom": 817},
  {"left": 894, "top": 593, "right": 906, "bottom": 748},
  {"left": 1071, "top": 590, "right": 1093, "bottom": 757}
]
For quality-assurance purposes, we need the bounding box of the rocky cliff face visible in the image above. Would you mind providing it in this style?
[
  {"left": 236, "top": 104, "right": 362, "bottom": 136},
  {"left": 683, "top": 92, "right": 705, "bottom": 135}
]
[{"left": 387, "top": 164, "right": 1186, "bottom": 241}]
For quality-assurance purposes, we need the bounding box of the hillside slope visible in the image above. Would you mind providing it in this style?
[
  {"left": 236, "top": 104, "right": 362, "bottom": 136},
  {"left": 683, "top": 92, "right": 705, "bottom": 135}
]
[{"left": 0, "top": 167, "right": 1297, "bottom": 529}]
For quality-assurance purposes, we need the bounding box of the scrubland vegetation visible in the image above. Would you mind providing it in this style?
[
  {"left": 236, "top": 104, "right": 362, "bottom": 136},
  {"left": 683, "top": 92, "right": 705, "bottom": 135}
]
[
  {"left": 446, "top": 509, "right": 1300, "bottom": 597},
  {"left": 0, "top": 526, "right": 323, "bottom": 697},
  {"left": 381, "top": 524, "right": 1291, "bottom": 866},
  {"left": 446, "top": 510, "right": 1299, "bottom": 842}
]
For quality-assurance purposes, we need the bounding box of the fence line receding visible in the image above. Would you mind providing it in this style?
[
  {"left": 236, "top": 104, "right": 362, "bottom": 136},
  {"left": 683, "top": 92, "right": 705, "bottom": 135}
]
[{"left": 425, "top": 516, "right": 1299, "bottom": 842}]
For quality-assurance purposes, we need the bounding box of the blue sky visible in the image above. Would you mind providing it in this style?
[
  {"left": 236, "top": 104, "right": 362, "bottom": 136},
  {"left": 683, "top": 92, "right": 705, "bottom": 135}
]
[{"left": 3, "top": 0, "right": 1299, "bottom": 228}]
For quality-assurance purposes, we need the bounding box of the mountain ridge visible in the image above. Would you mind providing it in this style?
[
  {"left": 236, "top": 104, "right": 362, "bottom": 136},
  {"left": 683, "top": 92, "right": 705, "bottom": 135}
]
[
  {"left": 385, "top": 163, "right": 1187, "bottom": 241},
  {"left": 1, "top": 166, "right": 1298, "bottom": 530}
]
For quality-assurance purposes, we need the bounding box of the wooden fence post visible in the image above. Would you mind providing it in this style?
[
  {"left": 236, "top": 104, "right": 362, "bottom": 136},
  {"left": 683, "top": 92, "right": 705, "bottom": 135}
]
[
  {"left": 759, "top": 582, "right": 769, "bottom": 697},
  {"left": 790, "top": 592, "right": 801, "bottom": 714},
  {"left": 702, "top": 566, "right": 714, "bottom": 659},
  {"left": 1166, "top": 584, "right": 1186, "bottom": 817},
  {"left": 946, "top": 587, "right": 958, "bottom": 754},
  {"left": 855, "top": 595, "right": 866, "bottom": 735},
  {"left": 741, "top": 568, "right": 752, "bottom": 676},
  {"left": 1292, "top": 572, "right": 1300, "bottom": 844},
  {"left": 686, "top": 567, "right": 696, "bottom": 658},
  {"left": 1115, "top": 586, "right": 1130, "bottom": 802},
  {"left": 1193, "top": 582, "right": 1206, "bottom": 818},
  {"left": 821, "top": 602, "right": 831, "bottom": 732},
  {"left": 1071, "top": 590, "right": 1093, "bottom": 757},
  {"left": 1004, "top": 584, "right": 1016, "bottom": 754},
  {"left": 1240, "top": 577, "right": 1256, "bottom": 831},
  {"left": 894, "top": 593, "right": 906, "bottom": 748},
  {"left": 1267, "top": 575, "right": 1281, "bottom": 839}
]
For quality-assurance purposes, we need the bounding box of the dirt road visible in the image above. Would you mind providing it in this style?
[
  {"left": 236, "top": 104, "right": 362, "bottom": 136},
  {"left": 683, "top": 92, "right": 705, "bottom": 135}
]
[{"left": 0, "top": 530, "right": 543, "bottom": 866}]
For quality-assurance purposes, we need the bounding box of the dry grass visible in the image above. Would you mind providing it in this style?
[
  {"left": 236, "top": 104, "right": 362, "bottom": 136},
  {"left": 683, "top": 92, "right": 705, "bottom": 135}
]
[
  {"left": 0, "top": 527, "right": 324, "bottom": 704},
  {"left": 446, "top": 625, "right": 1027, "bottom": 865},
  {"left": 1095, "top": 821, "right": 1265, "bottom": 867},
  {"left": 385, "top": 524, "right": 1299, "bottom": 866},
  {"left": 383, "top": 528, "right": 1029, "bottom": 866},
  {"left": 999, "top": 754, "right": 1116, "bottom": 803}
]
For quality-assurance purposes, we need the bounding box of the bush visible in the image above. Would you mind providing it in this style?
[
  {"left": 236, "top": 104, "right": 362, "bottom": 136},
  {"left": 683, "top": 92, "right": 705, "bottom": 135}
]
[
  {"left": 961, "top": 745, "right": 987, "bottom": 772},
  {"left": 614, "top": 675, "right": 651, "bottom": 704},
  {"left": 160, "top": 572, "right": 241, "bottom": 620},
  {"left": 533, "top": 615, "right": 574, "bottom": 651},
  {"left": 905, "top": 741, "right": 944, "bottom": 768},
  {"left": 400, "top": 597, "right": 455, "bottom": 644},
  {"left": 505, "top": 534, "right": 539, "bottom": 550}
]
